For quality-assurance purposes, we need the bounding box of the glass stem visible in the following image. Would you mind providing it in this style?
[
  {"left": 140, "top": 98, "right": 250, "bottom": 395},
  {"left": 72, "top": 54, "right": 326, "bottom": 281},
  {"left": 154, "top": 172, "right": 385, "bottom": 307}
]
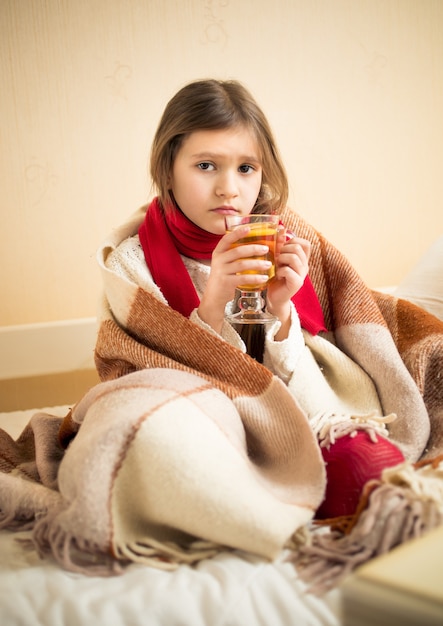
[{"left": 238, "top": 290, "right": 265, "bottom": 314}]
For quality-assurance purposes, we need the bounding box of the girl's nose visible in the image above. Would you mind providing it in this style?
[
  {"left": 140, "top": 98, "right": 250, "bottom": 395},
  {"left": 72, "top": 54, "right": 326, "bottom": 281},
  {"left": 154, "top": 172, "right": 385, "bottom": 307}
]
[{"left": 215, "top": 171, "right": 239, "bottom": 199}]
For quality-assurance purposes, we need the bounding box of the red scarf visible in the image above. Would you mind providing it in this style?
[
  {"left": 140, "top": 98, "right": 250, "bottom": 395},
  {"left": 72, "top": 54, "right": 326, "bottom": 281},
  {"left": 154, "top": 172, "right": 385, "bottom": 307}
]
[{"left": 138, "top": 197, "right": 327, "bottom": 334}]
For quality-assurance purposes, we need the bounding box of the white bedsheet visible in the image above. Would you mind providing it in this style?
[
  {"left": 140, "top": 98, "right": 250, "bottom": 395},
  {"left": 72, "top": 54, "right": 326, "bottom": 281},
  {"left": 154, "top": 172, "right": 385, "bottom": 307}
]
[{"left": 0, "top": 407, "right": 342, "bottom": 626}]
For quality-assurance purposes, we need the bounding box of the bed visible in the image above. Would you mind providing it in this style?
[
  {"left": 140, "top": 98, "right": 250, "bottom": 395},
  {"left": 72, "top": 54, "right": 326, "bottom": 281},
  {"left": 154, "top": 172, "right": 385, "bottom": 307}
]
[{"left": 1, "top": 236, "right": 443, "bottom": 626}]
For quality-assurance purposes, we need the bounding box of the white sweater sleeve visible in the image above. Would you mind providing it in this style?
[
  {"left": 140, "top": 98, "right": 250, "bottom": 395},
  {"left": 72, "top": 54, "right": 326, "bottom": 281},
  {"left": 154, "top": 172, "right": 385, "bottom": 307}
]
[
  {"left": 189, "top": 309, "right": 246, "bottom": 352},
  {"left": 262, "top": 303, "right": 305, "bottom": 383}
]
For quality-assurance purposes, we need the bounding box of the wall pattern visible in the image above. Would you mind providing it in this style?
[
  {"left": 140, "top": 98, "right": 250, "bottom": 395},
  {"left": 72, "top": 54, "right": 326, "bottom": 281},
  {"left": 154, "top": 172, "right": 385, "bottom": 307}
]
[{"left": 1, "top": 0, "right": 442, "bottom": 325}]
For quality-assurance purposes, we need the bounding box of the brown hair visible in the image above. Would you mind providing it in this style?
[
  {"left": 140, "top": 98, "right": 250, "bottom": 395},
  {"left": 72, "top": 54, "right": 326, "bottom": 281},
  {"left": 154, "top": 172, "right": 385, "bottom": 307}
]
[{"left": 150, "top": 79, "right": 288, "bottom": 214}]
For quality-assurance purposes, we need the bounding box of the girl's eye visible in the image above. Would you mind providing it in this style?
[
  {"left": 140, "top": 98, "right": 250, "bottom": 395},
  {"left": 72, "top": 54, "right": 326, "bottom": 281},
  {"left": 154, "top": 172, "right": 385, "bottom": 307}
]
[
  {"left": 239, "top": 164, "right": 254, "bottom": 174},
  {"left": 197, "top": 162, "right": 215, "bottom": 171}
]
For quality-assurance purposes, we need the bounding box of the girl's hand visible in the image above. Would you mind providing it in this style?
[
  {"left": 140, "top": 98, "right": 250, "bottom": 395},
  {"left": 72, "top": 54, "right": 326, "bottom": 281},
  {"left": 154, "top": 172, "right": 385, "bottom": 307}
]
[
  {"left": 198, "top": 226, "right": 273, "bottom": 333},
  {"left": 266, "top": 230, "right": 311, "bottom": 338}
]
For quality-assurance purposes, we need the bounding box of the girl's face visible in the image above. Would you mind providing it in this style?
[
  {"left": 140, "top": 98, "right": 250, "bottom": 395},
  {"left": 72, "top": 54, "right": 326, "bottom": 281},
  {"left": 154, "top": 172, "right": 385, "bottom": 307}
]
[{"left": 169, "top": 126, "right": 263, "bottom": 235}]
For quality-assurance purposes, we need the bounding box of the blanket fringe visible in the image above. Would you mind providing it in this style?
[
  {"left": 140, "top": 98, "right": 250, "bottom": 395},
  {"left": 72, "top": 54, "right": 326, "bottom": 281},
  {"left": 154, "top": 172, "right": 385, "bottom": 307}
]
[
  {"left": 31, "top": 508, "right": 224, "bottom": 576},
  {"left": 32, "top": 512, "right": 125, "bottom": 577},
  {"left": 114, "top": 537, "right": 224, "bottom": 571},
  {"left": 288, "top": 456, "right": 443, "bottom": 595},
  {"left": 310, "top": 411, "right": 397, "bottom": 449}
]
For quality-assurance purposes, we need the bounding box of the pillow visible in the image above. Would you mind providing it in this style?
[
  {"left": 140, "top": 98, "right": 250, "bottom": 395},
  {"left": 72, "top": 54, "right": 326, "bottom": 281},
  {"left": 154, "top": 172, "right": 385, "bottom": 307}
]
[{"left": 394, "top": 236, "right": 443, "bottom": 321}]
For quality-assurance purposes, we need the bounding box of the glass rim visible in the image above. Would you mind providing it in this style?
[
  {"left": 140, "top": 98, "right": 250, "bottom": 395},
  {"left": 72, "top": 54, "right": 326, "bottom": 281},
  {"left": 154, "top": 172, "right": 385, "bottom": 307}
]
[{"left": 224, "top": 214, "right": 279, "bottom": 228}]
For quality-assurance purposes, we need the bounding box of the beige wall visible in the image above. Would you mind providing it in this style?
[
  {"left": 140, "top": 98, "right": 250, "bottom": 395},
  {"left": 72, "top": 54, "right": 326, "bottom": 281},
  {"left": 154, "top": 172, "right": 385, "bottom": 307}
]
[{"left": 1, "top": 0, "right": 442, "bottom": 326}]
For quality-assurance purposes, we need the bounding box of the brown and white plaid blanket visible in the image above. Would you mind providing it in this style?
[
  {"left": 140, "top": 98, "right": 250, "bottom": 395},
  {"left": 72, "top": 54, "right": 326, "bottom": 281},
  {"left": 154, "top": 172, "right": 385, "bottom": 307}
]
[
  {"left": 1, "top": 204, "right": 442, "bottom": 586},
  {"left": 94, "top": 204, "right": 443, "bottom": 461}
]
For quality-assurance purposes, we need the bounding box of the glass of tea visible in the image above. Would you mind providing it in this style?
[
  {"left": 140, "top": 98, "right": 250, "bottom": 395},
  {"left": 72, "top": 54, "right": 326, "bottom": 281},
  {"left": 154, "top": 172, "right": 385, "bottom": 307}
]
[{"left": 224, "top": 214, "right": 279, "bottom": 325}]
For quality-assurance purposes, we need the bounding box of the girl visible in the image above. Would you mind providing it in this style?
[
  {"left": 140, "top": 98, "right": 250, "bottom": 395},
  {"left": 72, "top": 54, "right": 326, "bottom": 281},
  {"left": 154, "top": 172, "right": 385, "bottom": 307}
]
[
  {"left": 97, "top": 79, "right": 438, "bottom": 520},
  {"left": 109, "top": 79, "right": 317, "bottom": 367}
]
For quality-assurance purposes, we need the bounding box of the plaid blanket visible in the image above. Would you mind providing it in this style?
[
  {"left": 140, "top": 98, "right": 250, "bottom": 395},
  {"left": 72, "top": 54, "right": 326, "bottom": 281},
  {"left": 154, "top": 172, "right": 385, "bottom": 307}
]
[
  {"left": 95, "top": 204, "right": 443, "bottom": 461},
  {"left": 1, "top": 204, "right": 442, "bottom": 583}
]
